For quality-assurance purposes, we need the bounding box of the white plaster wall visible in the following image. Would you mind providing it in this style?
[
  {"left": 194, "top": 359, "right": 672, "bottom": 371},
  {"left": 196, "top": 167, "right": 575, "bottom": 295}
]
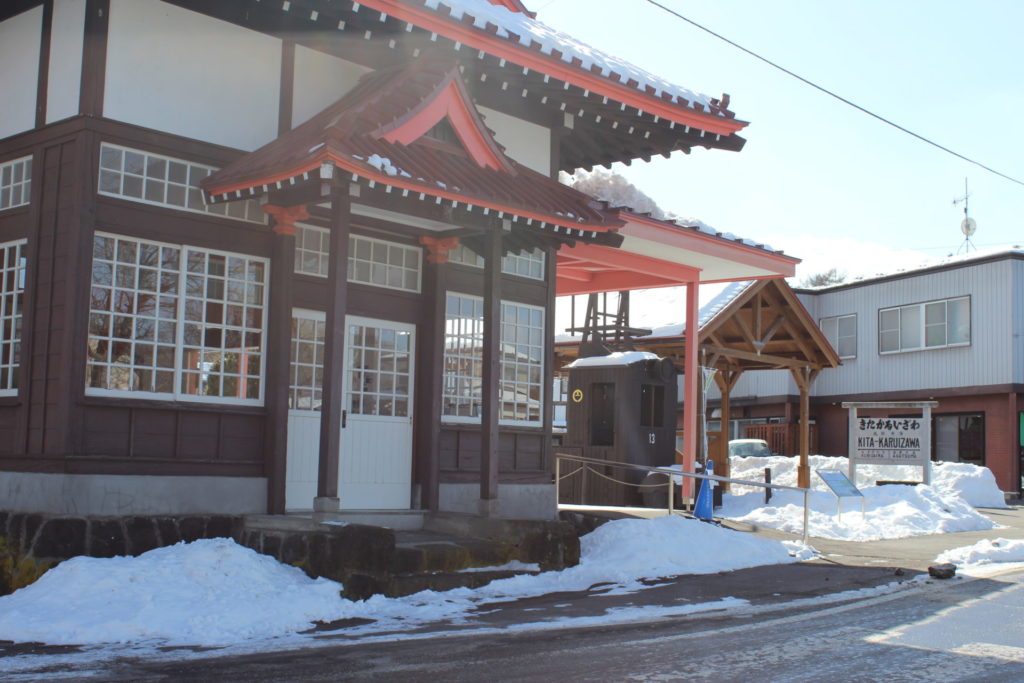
[
  {"left": 292, "top": 45, "right": 369, "bottom": 127},
  {"left": 0, "top": 6, "right": 42, "bottom": 140},
  {"left": 478, "top": 106, "right": 551, "bottom": 176},
  {"left": 46, "top": 0, "right": 86, "bottom": 124},
  {"left": 0, "top": 471, "right": 267, "bottom": 515},
  {"left": 104, "top": 0, "right": 281, "bottom": 151}
]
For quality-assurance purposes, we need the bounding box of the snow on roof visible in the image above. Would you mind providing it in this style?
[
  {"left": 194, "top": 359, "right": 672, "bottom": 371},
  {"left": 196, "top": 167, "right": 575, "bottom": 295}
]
[
  {"left": 801, "top": 245, "right": 1024, "bottom": 291},
  {"left": 422, "top": 0, "right": 723, "bottom": 116},
  {"left": 672, "top": 216, "right": 777, "bottom": 253},
  {"left": 564, "top": 350, "right": 660, "bottom": 368}
]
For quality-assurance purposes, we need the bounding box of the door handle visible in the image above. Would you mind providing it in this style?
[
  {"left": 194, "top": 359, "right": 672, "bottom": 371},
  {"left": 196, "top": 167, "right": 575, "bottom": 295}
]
[{"left": 342, "top": 409, "right": 347, "bottom": 428}]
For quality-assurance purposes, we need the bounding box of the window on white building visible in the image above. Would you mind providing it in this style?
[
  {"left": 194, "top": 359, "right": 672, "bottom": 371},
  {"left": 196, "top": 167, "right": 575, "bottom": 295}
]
[
  {"left": 879, "top": 296, "right": 969, "bottom": 354},
  {"left": 290, "top": 310, "right": 325, "bottom": 411},
  {"left": 820, "top": 313, "right": 856, "bottom": 359},
  {"left": 442, "top": 293, "right": 544, "bottom": 425},
  {"left": 86, "top": 233, "right": 269, "bottom": 404},
  {"left": 0, "top": 157, "right": 31, "bottom": 211},
  {"left": 0, "top": 240, "right": 26, "bottom": 394},
  {"left": 98, "top": 143, "right": 264, "bottom": 223}
]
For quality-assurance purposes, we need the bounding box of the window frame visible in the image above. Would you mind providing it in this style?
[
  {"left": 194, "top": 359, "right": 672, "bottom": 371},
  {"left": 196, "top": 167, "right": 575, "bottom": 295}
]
[
  {"left": 289, "top": 308, "right": 326, "bottom": 412},
  {"left": 441, "top": 292, "right": 546, "bottom": 427},
  {"left": 0, "top": 156, "right": 32, "bottom": 211},
  {"left": 347, "top": 233, "right": 422, "bottom": 293},
  {"left": 878, "top": 296, "right": 971, "bottom": 355},
  {"left": 819, "top": 313, "right": 857, "bottom": 360},
  {"left": 97, "top": 143, "right": 265, "bottom": 224},
  {"left": 445, "top": 243, "right": 547, "bottom": 281},
  {"left": 86, "top": 232, "right": 270, "bottom": 406},
  {"left": 0, "top": 239, "right": 27, "bottom": 396}
]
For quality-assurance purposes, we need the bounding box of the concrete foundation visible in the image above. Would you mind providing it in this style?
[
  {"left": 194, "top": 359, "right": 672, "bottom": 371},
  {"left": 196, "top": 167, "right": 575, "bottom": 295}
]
[
  {"left": 438, "top": 483, "right": 558, "bottom": 520},
  {"left": 0, "top": 471, "right": 267, "bottom": 516}
]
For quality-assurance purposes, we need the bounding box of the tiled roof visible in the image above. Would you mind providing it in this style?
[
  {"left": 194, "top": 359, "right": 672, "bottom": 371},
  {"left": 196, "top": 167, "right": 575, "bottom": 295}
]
[{"left": 203, "top": 59, "right": 620, "bottom": 234}]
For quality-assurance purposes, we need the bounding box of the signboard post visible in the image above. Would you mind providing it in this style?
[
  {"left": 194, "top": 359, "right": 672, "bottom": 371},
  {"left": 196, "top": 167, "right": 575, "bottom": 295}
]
[{"left": 843, "top": 401, "right": 937, "bottom": 487}]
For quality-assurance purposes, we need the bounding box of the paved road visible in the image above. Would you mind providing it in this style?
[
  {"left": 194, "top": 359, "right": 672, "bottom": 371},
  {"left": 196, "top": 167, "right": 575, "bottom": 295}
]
[{"left": 97, "top": 569, "right": 1024, "bottom": 681}]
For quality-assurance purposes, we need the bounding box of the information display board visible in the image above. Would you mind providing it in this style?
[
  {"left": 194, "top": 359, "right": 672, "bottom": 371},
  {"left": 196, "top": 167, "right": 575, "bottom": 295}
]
[{"left": 816, "top": 470, "right": 862, "bottom": 498}]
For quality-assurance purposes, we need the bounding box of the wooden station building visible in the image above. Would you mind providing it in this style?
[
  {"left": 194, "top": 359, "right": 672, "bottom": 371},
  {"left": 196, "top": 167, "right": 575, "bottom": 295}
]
[{"left": 0, "top": 0, "right": 796, "bottom": 519}]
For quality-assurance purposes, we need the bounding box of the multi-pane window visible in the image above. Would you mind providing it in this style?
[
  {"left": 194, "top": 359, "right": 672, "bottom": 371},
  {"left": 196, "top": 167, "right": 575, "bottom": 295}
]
[
  {"left": 443, "top": 293, "right": 484, "bottom": 419},
  {"left": 347, "top": 321, "right": 413, "bottom": 417},
  {"left": 820, "top": 314, "right": 856, "bottom": 359},
  {"left": 295, "top": 224, "right": 330, "bottom": 277},
  {"left": 500, "top": 301, "right": 544, "bottom": 422},
  {"left": 445, "top": 243, "right": 546, "bottom": 280},
  {"left": 502, "top": 247, "right": 546, "bottom": 280},
  {"left": 0, "top": 157, "right": 31, "bottom": 211},
  {"left": 290, "top": 310, "right": 325, "bottom": 411},
  {"left": 447, "top": 244, "right": 485, "bottom": 268},
  {"left": 879, "top": 296, "right": 969, "bottom": 354},
  {"left": 442, "top": 293, "right": 544, "bottom": 424},
  {"left": 0, "top": 240, "right": 26, "bottom": 394},
  {"left": 97, "top": 143, "right": 264, "bottom": 223},
  {"left": 87, "top": 233, "right": 268, "bottom": 404},
  {"left": 348, "top": 234, "right": 421, "bottom": 292}
]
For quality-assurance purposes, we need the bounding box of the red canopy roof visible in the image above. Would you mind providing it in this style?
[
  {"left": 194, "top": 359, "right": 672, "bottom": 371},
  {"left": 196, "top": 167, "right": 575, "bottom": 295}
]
[{"left": 203, "top": 59, "right": 621, "bottom": 234}]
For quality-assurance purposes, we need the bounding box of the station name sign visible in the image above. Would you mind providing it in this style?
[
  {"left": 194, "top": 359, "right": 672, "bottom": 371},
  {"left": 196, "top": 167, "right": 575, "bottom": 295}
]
[{"left": 851, "top": 417, "right": 927, "bottom": 465}]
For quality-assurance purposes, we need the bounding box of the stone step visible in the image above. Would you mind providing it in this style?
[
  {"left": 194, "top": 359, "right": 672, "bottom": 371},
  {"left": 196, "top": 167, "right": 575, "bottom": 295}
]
[{"left": 387, "top": 567, "right": 540, "bottom": 597}]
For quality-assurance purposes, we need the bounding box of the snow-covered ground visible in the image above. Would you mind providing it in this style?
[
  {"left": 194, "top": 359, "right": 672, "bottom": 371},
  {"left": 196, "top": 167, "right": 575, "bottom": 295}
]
[
  {"left": 717, "top": 456, "right": 1005, "bottom": 542},
  {"left": 937, "top": 538, "right": 1024, "bottom": 568},
  {"left": 0, "top": 516, "right": 805, "bottom": 648}
]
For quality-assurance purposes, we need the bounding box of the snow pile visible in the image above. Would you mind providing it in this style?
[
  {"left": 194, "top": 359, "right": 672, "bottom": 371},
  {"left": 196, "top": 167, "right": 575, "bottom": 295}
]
[
  {"left": 719, "top": 484, "right": 996, "bottom": 542},
  {"left": 936, "top": 538, "right": 1024, "bottom": 567},
  {"left": 0, "top": 539, "right": 351, "bottom": 646},
  {"left": 728, "top": 455, "right": 1007, "bottom": 508},
  {"left": 0, "top": 517, "right": 804, "bottom": 647}
]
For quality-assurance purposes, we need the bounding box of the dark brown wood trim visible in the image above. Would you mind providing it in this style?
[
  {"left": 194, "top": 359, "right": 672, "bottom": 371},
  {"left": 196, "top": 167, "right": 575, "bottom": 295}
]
[
  {"left": 480, "top": 229, "right": 502, "bottom": 501},
  {"left": 265, "top": 232, "right": 295, "bottom": 513},
  {"left": 414, "top": 259, "right": 444, "bottom": 509},
  {"left": 35, "top": 0, "right": 53, "bottom": 129},
  {"left": 278, "top": 39, "right": 295, "bottom": 136},
  {"left": 541, "top": 244, "right": 556, "bottom": 472},
  {"left": 80, "top": 0, "right": 109, "bottom": 117},
  {"left": 317, "top": 184, "right": 351, "bottom": 499}
]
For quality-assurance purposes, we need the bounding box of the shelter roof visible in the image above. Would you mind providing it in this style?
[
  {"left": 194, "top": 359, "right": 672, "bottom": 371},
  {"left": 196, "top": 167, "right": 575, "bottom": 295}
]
[
  {"left": 555, "top": 211, "right": 799, "bottom": 295},
  {"left": 203, "top": 59, "right": 621, "bottom": 237}
]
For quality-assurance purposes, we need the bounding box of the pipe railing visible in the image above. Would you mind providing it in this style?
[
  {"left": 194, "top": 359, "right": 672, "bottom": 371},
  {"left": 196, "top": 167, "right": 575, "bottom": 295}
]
[{"left": 555, "top": 452, "right": 812, "bottom": 545}]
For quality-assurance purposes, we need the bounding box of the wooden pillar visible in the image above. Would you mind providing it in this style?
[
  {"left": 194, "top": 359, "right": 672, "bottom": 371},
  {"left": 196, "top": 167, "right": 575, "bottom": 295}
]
[
  {"left": 713, "top": 367, "right": 742, "bottom": 489},
  {"left": 414, "top": 259, "right": 445, "bottom": 510},
  {"left": 315, "top": 186, "right": 351, "bottom": 511},
  {"left": 681, "top": 280, "right": 700, "bottom": 499},
  {"left": 265, "top": 231, "right": 295, "bottom": 513},
  {"left": 479, "top": 228, "right": 502, "bottom": 511},
  {"left": 790, "top": 366, "right": 818, "bottom": 489},
  {"left": 542, "top": 245, "right": 557, "bottom": 472}
]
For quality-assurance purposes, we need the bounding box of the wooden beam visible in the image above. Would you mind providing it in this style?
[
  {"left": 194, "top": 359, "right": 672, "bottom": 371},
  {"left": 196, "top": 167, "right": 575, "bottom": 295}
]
[
  {"left": 480, "top": 228, "right": 502, "bottom": 508},
  {"left": 707, "top": 344, "right": 817, "bottom": 370}
]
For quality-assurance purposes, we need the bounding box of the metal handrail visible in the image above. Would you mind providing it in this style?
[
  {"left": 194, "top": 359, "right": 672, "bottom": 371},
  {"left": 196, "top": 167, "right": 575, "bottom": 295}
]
[{"left": 555, "top": 452, "right": 811, "bottom": 545}]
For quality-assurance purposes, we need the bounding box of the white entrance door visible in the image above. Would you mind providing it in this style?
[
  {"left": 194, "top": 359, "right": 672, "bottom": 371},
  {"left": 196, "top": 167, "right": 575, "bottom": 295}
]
[
  {"left": 285, "top": 309, "right": 326, "bottom": 510},
  {"left": 340, "top": 316, "right": 415, "bottom": 509}
]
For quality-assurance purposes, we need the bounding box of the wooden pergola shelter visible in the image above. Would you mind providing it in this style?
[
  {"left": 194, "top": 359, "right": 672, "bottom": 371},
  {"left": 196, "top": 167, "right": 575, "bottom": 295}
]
[{"left": 556, "top": 278, "right": 840, "bottom": 489}]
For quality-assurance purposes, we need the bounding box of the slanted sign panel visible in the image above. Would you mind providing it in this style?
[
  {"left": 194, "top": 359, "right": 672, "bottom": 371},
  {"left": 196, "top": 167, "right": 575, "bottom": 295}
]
[
  {"left": 816, "top": 470, "right": 862, "bottom": 498},
  {"left": 852, "top": 417, "right": 927, "bottom": 465}
]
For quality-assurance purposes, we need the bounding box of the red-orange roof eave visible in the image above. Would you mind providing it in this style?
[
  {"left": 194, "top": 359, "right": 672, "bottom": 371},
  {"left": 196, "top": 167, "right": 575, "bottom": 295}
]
[
  {"left": 361, "top": 0, "right": 748, "bottom": 136},
  {"left": 205, "top": 152, "right": 624, "bottom": 233},
  {"left": 619, "top": 212, "right": 800, "bottom": 277}
]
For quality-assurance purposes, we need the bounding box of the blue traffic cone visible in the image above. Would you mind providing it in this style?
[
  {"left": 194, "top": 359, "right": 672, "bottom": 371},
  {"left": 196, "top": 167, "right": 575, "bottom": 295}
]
[{"left": 694, "top": 460, "right": 715, "bottom": 521}]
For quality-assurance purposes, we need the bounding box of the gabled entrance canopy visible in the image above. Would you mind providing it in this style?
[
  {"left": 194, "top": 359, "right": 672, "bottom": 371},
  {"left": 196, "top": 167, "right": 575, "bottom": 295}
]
[{"left": 204, "top": 58, "right": 621, "bottom": 244}]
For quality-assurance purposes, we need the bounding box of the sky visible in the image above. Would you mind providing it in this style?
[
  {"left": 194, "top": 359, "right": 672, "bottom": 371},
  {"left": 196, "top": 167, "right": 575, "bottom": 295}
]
[{"left": 534, "top": 0, "right": 1024, "bottom": 283}]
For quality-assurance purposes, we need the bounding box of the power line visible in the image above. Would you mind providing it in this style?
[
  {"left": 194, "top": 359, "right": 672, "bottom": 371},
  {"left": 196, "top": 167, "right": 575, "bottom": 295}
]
[{"left": 642, "top": 0, "right": 1024, "bottom": 188}]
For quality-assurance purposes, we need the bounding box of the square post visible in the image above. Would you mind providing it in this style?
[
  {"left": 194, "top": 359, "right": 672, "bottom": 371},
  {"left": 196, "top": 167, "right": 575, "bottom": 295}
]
[
  {"left": 681, "top": 279, "right": 700, "bottom": 500},
  {"left": 315, "top": 185, "right": 351, "bottom": 512},
  {"left": 265, "top": 231, "right": 295, "bottom": 513},
  {"left": 480, "top": 228, "right": 502, "bottom": 513}
]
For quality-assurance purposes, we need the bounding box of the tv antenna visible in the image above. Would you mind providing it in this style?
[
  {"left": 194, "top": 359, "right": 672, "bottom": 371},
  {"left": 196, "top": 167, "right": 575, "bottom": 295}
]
[{"left": 952, "top": 177, "right": 976, "bottom": 254}]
